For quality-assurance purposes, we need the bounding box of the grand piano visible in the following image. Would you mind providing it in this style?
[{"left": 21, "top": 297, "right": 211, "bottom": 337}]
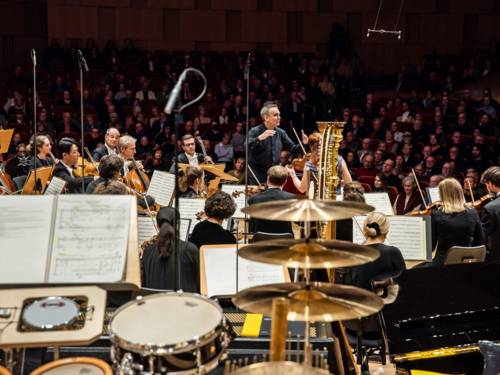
[{"left": 382, "top": 262, "right": 500, "bottom": 374}]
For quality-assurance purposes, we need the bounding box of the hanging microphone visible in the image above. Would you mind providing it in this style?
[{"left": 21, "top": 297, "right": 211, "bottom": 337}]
[
  {"left": 31, "top": 49, "right": 37, "bottom": 66},
  {"left": 164, "top": 69, "right": 188, "bottom": 114},
  {"left": 77, "top": 50, "right": 89, "bottom": 72}
]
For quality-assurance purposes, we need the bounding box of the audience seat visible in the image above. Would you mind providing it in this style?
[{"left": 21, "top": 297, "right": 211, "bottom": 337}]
[
  {"left": 358, "top": 175, "right": 375, "bottom": 188},
  {"left": 360, "top": 182, "right": 371, "bottom": 192},
  {"left": 386, "top": 186, "right": 398, "bottom": 204}
]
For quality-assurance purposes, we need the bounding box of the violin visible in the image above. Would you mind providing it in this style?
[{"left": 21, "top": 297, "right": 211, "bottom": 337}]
[
  {"left": 73, "top": 147, "right": 99, "bottom": 177},
  {"left": 291, "top": 153, "right": 311, "bottom": 172},
  {"left": 468, "top": 192, "right": 496, "bottom": 211},
  {"left": 231, "top": 186, "right": 265, "bottom": 198},
  {"left": 407, "top": 201, "right": 442, "bottom": 216}
]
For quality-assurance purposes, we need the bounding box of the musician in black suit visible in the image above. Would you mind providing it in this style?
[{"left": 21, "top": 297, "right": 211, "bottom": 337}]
[
  {"left": 53, "top": 138, "right": 95, "bottom": 193},
  {"left": 86, "top": 154, "right": 124, "bottom": 194},
  {"left": 247, "top": 101, "right": 308, "bottom": 184},
  {"left": 92, "top": 127, "right": 120, "bottom": 161},
  {"left": 169, "top": 134, "right": 213, "bottom": 173},
  {"left": 481, "top": 166, "right": 500, "bottom": 261},
  {"left": 248, "top": 165, "right": 296, "bottom": 235}
]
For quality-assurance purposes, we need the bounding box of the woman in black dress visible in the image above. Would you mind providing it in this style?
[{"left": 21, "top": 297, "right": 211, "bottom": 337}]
[
  {"left": 190, "top": 191, "right": 236, "bottom": 248},
  {"left": 29, "top": 135, "right": 55, "bottom": 169},
  {"left": 141, "top": 207, "right": 200, "bottom": 292},
  {"left": 351, "top": 212, "right": 406, "bottom": 290},
  {"left": 430, "top": 178, "right": 484, "bottom": 265}
]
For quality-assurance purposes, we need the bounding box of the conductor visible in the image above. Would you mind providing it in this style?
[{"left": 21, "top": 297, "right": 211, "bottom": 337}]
[{"left": 247, "top": 101, "right": 308, "bottom": 184}]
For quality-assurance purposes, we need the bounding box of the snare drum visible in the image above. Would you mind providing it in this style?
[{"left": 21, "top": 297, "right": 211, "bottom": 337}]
[
  {"left": 0, "top": 366, "right": 12, "bottom": 375},
  {"left": 109, "top": 292, "right": 231, "bottom": 374},
  {"left": 29, "top": 357, "right": 112, "bottom": 375}
]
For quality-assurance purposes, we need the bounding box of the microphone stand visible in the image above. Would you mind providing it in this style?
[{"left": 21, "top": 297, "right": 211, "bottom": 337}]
[
  {"left": 77, "top": 50, "right": 89, "bottom": 193},
  {"left": 243, "top": 52, "right": 252, "bottom": 244},
  {"left": 31, "top": 49, "right": 39, "bottom": 194},
  {"left": 166, "top": 68, "right": 207, "bottom": 291}
]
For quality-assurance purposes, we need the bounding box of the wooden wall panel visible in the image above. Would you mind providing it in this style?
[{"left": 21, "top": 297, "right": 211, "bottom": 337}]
[
  {"left": 333, "top": 0, "right": 377, "bottom": 14},
  {"left": 241, "top": 11, "right": 286, "bottom": 42},
  {"left": 147, "top": 0, "right": 195, "bottom": 8},
  {"left": 98, "top": 7, "right": 116, "bottom": 39},
  {"left": 404, "top": 0, "right": 435, "bottom": 13},
  {"left": 81, "top": 0, "right": 130, "bottom": 7},
  {"left": 179, "top": 10, "right": 225, "bottom": 41},
  {"left": 211, "top": 0, "right": 257, "bottom": 11}
]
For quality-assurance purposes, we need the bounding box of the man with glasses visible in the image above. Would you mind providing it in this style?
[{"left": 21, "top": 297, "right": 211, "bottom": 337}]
[{"left": 169, "top": 134, "right": 212, "bottom": 173}]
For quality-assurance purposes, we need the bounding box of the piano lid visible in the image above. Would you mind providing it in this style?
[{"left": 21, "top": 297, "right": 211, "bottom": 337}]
[{"left": 383, "top": 262, "right": 500, "bottom": 356}]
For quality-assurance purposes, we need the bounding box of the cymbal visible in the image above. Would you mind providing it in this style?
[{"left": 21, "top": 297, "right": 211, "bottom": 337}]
[
  {"left": 238, "top": 239, "right": 379, "bottom": 269},
  {"left": 232, "top": 361, "right": 329, "bottom": 375},
  {"left": 241, "top": 198, "right": 374, "bottom": 221},
  {"left": 232, "top": 282, "right": 384, "bottom": 322}
]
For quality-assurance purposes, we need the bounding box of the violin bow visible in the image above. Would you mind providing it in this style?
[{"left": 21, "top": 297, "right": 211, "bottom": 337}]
[
  {"left": 411, "top": 168, "right": 428, "bottom": 208},
  {"left": 291, "top": 126, "right": 317, "bottom": 183}
]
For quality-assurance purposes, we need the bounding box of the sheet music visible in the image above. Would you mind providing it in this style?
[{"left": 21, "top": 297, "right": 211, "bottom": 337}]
[
  {"left": 138, "top": 215, "right": 191, "bottom": 246},
  {"left": 48, "top": 195, "right": 133, "bottom": 283},
  {"left": 44, "top": 177, "right": 67, "bottom": 195},
  {"left": 0, "top": 196, "right": 55, "bottom": 283},
  {"left": 202, "top": 245, "right": 286, "bottom": 297},
  {"left": 353, "top": 215, "right": 429, "bottom": 260},
  {"left": 427, "top": 187, "right": 440, "bottom": 203},
  {"left": 178, "top": 198, "right": 206, "bottom": 234},
  {"left": 221, "top": 184, "right": 248, "bottom": 219},
  {"left": 147, "top": 170, "right": 175, "bottom": 206},
  {"left": 364, "top": 192, "right": 394, "bottom": 215}
]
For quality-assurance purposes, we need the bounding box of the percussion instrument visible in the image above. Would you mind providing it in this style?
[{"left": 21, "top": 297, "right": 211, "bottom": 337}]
[
  {"left": 109, "top": 292, "right": 231, "bottom": 374},
  {"left": 231, "top": 361, "right": 329, "bottom": 375},
  {"left": 233, "top": 282, "right": 384, "bottom": 322},
  {"left": 238, "top": 239, "right": 379, "bottom": 269},
  {"left": 30, "top": 357, "right": 112, "bottom": 375},
  {"left": 0, "top": 366, "right": 11, "bottom": 375},
  {"left": 242, "top": 199, "right": 374, "bottom": 221},
  {"left": 22, "top": 296, "right": 80, "bottom": 330}
]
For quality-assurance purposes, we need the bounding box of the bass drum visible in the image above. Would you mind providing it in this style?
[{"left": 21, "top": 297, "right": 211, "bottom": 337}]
[
  {"left": 109, "top": 292, "right": 231, "bottom": 374},
  {"left": 29, "top": 357, "right": 112, "bottom": 375}
]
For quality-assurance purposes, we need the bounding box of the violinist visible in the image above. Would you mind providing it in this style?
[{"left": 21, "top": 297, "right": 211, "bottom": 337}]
[
  {"left": 29, "top": 135, "right": 55, "bottom": 169},
  {"left": 286, "top": 133, "right": 352, "bottom": 194},
  {"left": 86, "top": 154, "right": 124, "bottom": 194},
  {"left": 180, "top": 166, "right": 205, "bottom": 198},
  {"left": 248, "top": 165, "right": 296, "bottom": 235},
  {"left": 92, "top": 127, "right": 120, "bottom": 161},
  {"left": 429, "top": 178, "right": 484, "bottom": 266},
  {"left": 393, "top": 176, "right": 425, "bottom": 215},
  {"left": 53, "top": 137, "right": 95, "bottom": 193},
  {"left": 480, "top": 166, "right": 500, "bottom": 261}
]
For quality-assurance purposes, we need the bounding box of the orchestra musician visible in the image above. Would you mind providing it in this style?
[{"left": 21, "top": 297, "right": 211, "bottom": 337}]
[
  {"left": 480, "top": 166, "right": 500, "bottom": 261},
  {"left": 142, "top": 207, "right": 199, "bottom": 292},
  {"left": 94, "top": 180, "right": 130, "bottom": 195},
  {"left": 169, "top": 134, "right": 212, "bottom": 173},
  {"left": 92, "top": 127, "right": 120, "bottom": 161},
  {"left": 189, "top": 191, "right": 236, "bottom": 248},
  {"left": 429, "top": 178, "right": 484, "bottom": 266},
  {"left": 53, "top": 137, "right": 95, "bottom": 193},
  {"left": 29, "top": 135, "right": 55, "bottom": 169},
  {"left": 248, "top": 165, "right": 296, "bottom": 235},
  {"left": 86, "top": 154, "right": 124, "bottom": 194},
  {"left": 286, "top": 132, "right": 352, "bottom": 194},
  {"left": 118, "top": 135, "right": 144, "bottom": 177},
  {"left": 180, "top": 166, "right": 205, "bottom": 198},
  {"left": 351, "top": 212, "right": 406, "bottom": 290},
  {"left": 247, "top": 101, "right": 308, "bottom": 184},
  {"left": 393, "top": 176, "right": 425, "bottom": 215}
]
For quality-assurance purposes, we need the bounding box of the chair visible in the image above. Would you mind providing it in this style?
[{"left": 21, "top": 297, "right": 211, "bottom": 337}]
[
  {"left": 359, "top": 182, "right": 371, "bottom": 192},
  {"left": 251, "top": 232, "right": 293, "bottom": 243},
  {"left": 13, "top": 175, "right": 27, "bottom": 190},
  {"left": 358, "top": 175, "right": 375, "bottom": 188},
  {"left": 386, "top": 185, "right": 398, "bottom": 204},
  {"left": 443, "top": 245, "right": 486, "bottom": 265}
]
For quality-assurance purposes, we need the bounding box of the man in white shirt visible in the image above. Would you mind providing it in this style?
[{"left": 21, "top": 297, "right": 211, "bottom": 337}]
[{"left": 93, "top": 127, "right": 120, "bottom": 161}]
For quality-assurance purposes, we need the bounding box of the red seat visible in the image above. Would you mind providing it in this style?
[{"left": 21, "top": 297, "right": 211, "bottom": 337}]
[
  {"left": 358, "top": 175, "right": 375, "bottom": 188},
  {"left": 386, "top": 185, "right": 398, "bottom": 204},
  {"left": 360, "top": 182, "right": 371, "bottom": 192}
]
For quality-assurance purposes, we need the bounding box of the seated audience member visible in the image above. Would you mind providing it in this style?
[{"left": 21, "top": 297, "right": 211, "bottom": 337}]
[
  {"left": 351, "top": 212, "right": 406, "bottom": 290},
  {"left": 430, "top": 178, "right": 484, "bottom": 265},
  {"left": 373, "top": 173, "right": 387, "bottom": 193},
  {"left": 180, "top": 166, "right": 204, "bottom": 198},
  {"left": 227, "top": 156, "right": 246, "bottom": 185},
  {"left": 393, "top": 176, "right": 425, "bottom": 215},
  {"left": 248, "top": 165, "right": 296, "bottom": 235},
  {"left": 189, "top": 191, "right": 236, "bottom": 248},
  {"left": 142, "top": 207, "right": 199, "bottom": 292},
  {"left": 86, "top": 154, "right": 124, "bottom": 193},
  {"left": 214, "top": 133, "right": 234, "bottom": 164}
]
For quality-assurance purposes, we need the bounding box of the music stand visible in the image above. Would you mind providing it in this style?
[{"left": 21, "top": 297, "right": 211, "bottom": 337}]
[
  {"left": 0, "top": 129, "right": 14, "bottom": 154},
  {"left": 21, "top": 166, "right": 53, "bottom": 194}
]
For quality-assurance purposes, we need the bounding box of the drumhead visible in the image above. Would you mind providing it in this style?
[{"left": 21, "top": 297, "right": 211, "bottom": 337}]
[
  {"left": 22, "top": 297, "right": 79, "bottom": 329},
  {"left": 31, "top": 358, "right": 112, "bottom": 375},
  {"left": 110, "top": 293, "right": 223, "bottom": 350}
]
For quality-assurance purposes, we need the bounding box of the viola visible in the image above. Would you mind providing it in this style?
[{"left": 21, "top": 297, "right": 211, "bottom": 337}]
[
  {"left": 291, "top": 153, "right": 311, "bottom": 172},
  {"left": 407, "top": 201, "right": 442, "bottom": 216},
  {"left": 469, "top": 192, "right": 496, "bottom": 211},
  {"left": 73, "top": 157, "right": 99, "bottom": 177},
  {"left": 231, "top": 186, "right": 265, "bottom": 198}
]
